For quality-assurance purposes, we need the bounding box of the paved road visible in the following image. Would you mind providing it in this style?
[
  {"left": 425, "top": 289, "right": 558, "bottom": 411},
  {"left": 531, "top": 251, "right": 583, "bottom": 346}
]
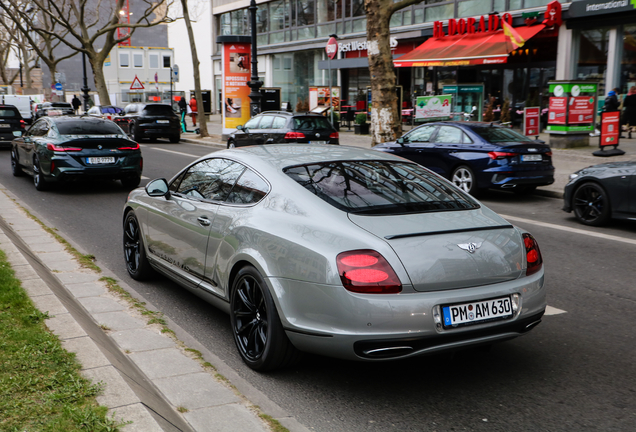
[{"left": 2, "top": 142, "right": 635, "bottom": 431}]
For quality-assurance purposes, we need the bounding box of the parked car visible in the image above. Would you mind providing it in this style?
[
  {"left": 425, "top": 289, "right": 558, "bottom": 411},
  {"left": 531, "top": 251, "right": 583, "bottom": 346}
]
[
  {"left": 87, "top": 105, "right": 124, "bottom": 121},
  {"left": 1, "top": 95, "right": 33, "bottom": 123},
  {"left": 0, "top": 105, "right": 26, "bottom": 148},
  {"left": 373, "top": 121, "right": 554, "bottom": 195},
  {"left": 114, "top": 103, "right": 180, "bottom": 143},
  {"left": 227, "top": 111, "right": 339, "bottom": 148},
  {"left": 33, "top": 102, "right": 74, "bottom": 120},
  {"left": 123, "top": 144, "right": 546, "bottom": 371},
  {"left": 563, "top": 161, "right": 636, "bottom": 226},
  {"left": 11, "top": 116, "right": 142, "bottom": 191}
]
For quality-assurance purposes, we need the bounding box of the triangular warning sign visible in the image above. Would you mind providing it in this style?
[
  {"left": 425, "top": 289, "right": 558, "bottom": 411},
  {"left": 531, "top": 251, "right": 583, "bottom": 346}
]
[{"left": 130, "top": 76, "right": 145, "bottom": 90}]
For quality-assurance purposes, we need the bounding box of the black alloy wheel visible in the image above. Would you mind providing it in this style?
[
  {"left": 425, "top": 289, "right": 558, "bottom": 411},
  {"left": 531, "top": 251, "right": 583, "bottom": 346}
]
[
  {"left": 11, "top": 149, "right": 23, "bottom": 177},
  {"left": 123, "top": 211, "right": 153, "bottom": 280},
  {"left": 33, "top": 155, "right": 48, "bottom": 191},
  {"left": 230, "top": 266, "right": 300, "bottom": 371},
  {"left": 572, "top": 182, "right": 611, "bottom": 226}
]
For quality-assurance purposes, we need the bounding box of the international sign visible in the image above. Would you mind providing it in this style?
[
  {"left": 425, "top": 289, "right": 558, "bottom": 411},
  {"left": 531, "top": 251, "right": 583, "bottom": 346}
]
[{"left": 326, "top": 37, "right": 338, "bottom": 60}]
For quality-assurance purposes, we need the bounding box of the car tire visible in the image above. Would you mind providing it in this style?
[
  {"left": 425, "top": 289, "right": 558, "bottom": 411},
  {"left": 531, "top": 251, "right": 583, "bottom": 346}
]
[
  {"left": 33, "top": 155, "right": 48, "bottom": 191},
  {"left": 123, "top": 211, "right": 154, "bottom": 280},
  {"left": 451, "top": 165, "right": 478, "bottom": 195},
  {"left": 11, "top": 149, "right": 23, "bottom": 177},
  {"left": 227, "top": 139, "right": 236, "bottom": 149},
  {"left": 572, "top": 182, "right": 611, "bottom": 226},
  {"left": 132, "top": 124, "right": 144, "bottom": 142},
  {"left": 169, "top": 135, "right": 180, "bottom": 143},
  {"left": 230, "top": 265, "right": 301, "bottom": 371},
  {"left": 121, "top": 175, "right": 141, "bottom": 189}
]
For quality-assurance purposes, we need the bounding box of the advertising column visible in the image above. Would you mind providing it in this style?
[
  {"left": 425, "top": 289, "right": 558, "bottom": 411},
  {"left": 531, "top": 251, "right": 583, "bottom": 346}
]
[
  {"left": 546, "top": 81, "right": 598, "bottom": 148},
  {"left": 219, "top": 36, "right": 252, "bottom": 136}
]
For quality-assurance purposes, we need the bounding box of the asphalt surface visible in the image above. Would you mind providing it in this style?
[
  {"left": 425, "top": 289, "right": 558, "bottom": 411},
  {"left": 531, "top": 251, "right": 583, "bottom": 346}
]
[{"left": 1, "top": 138, "right": 636, "bottom": 431}]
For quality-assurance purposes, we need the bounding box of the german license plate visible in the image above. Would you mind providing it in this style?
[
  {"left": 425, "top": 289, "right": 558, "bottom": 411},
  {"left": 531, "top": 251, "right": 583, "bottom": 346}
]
[
  {"left": 156, "top": 120, "right": 170, "bottom": 123},
  {"left": 86, "top": 157, "right": 115, "bottom": 164},
  {"left": 0, "top": 124, "right": 10, "bottom": 128},
  {"left": 310, "top": 141, "right": 326, "bottom": 144},
  {"left": 521, "top": 154, "right": 542, "bottom": 162},
  {"left": 442, "top": 296, "right": 512, "bottom": 328},
  {"left": 48, "top": 110, "right": 63, "bottom": 116}
]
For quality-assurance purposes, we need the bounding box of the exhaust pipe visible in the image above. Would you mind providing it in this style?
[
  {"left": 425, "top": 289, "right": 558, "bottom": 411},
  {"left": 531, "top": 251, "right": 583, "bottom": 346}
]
[{"left": 363, "top": 346, "right": 414, "bottom": 358}]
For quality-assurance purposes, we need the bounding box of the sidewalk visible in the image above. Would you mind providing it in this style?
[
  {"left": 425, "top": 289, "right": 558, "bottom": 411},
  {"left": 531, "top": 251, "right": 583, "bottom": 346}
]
[
  {"left": 0, "top": 189, "right": 306, "bottom": 432},
  {"left": 181, "top": 114, "right": 636, "bottom": 199}
]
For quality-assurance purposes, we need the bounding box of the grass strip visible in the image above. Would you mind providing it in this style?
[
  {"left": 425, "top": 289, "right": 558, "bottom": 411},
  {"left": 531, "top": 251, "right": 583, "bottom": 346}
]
[{"left": 0, "top": 249, "right": 124, "bottom": 431}]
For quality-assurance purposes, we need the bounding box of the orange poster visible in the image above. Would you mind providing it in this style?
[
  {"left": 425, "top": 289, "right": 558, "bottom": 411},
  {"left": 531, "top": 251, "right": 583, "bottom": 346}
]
[{"left": 222, "top": 43, "right": 251, "bottom": 132}]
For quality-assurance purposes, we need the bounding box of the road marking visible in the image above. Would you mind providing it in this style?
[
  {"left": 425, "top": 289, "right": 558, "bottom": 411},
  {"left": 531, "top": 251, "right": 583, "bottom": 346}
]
[
  {"left": 140, "top": 145, "right": 199, "bottom": 158},
  {"left": 500, "top": 214, "right": 636, "bottom": 246},
  {"left": 544, "top": 305, "right": 567, "bottom": 316}
]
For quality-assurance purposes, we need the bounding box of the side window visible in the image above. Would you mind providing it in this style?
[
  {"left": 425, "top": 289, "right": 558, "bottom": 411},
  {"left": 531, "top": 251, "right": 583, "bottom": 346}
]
[
  {"left": 462, "top": 133, "right": 474, "bottom": 144},
  {"left": 258, "top": 115, "right": 274, "bottom": 129},
  {"left": 272, "top": 116, "right": 286, "bottom": 129},
  {"left": 434, "top": 126, "right": 463, "bottom": 144},
  {"left": 244, "top": 117, "right": 261, "bottom": 129},
  {"left": 226, "top": 168, "right": 270, "bottom": 204},
  {"left": 406, "top": 126, "right": 436, "bottom": 143},
  {"left": 29, "top": 121, "right": 48, "bottom": 137},
  {"left": 176, "top": 159, "right": 245, "bottom": 201},
  {"left": 169, "top": 171, "right": 187, "bottom": 192}
]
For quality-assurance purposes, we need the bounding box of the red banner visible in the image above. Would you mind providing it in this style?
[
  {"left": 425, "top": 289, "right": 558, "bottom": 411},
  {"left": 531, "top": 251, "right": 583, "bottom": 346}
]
[
  {"left": 222, "top": 43, "right": 251, "bottom": 131},
  {"left": 567, "top": 96, "right": 595, "bottom": 124},
  {"left": 600, "top": 111, "right": 620, "bottom": 147},
  {"left": 548, "top": 97, "right": 567, "bottom": 125},
  {"left": 524, "top": 107, "right": 540, "bottom": 136}
]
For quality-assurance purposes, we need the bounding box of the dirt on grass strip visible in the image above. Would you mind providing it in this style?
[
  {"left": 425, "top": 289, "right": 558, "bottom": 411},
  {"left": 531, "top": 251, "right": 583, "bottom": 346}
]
[{"left": 0, "top": 249, "right": 125, "bottom": 431}]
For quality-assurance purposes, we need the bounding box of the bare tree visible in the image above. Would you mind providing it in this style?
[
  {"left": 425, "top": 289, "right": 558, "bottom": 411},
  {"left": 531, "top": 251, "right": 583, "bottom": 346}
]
[
  {"left": 1, "top": 0, "right": 177, "bottom": 105},
  {"left": 0, "top": 15, "right": 20, "bottom": 87},
  {"left": 365, "top": 0, "right": 422, "bottom": 145}
]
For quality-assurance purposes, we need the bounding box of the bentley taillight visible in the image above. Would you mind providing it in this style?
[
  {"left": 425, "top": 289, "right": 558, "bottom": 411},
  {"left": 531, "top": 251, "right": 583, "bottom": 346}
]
[
  {"left": 522, "top": 233, "right": 543, "bottom": 276},
  {"left": 336, "top": 250, "right": 402, "bottom": 294}
]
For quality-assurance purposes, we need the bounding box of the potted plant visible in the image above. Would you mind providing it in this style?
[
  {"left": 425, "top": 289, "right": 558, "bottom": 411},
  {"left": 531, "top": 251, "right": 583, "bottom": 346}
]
[
  {"left": 330, "top": 110, "right": 340, "bottom": 130},
  {"left": 354, "top": 113, "right": 369, "bottom": 134}
]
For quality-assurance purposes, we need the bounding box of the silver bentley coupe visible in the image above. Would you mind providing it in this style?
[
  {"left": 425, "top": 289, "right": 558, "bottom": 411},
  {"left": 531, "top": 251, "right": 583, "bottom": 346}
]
[{"left": 123, "top": 145, "right": 546, "bottom": 371}]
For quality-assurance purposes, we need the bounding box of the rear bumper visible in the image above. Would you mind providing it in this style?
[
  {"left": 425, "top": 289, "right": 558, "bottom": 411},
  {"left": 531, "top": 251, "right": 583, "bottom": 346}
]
[
  {"left": 484, "top": 167, "right": 555, "bottom": 189},
  {"left": 139, "top": 127, "right": 180, "bottom": 137}
]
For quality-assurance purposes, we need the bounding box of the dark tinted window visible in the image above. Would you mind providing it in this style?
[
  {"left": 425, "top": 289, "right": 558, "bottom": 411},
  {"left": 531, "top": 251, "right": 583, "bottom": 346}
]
[
  {"left": 469, "top": 126, "right": 533, "bottom": 143},
  {"left": 142, "top": 105, "right": 175, "bottom": 116},
  {"left": 293, "top": 116, "right": 333, "bottom": 131},
  {"left": 56, "top": 119, "right": 123, "bottom": 135},
  {"left": 226, "top": 169, "right": 269, "bottom": 204},
  {"left": 0, "top": 108, "right": 19, "bottom": 117},
  {"left": 284, "top": 161, "right": 478, "bottom": 215},
  {"left": 28, "top": 121, "right": 49, "bottom": 137},
  {"left": 177, "top": 158, "right": 245, "bottom": 201},
  {"left": 51, "top": 103, "right": 72, "bottom": 108}
]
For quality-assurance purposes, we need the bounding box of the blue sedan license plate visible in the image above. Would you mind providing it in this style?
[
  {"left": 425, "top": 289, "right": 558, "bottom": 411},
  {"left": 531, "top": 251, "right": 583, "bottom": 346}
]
[
  {"left": 521, "top": 154, "right": 542, "bottom": 162},
  {"left": 442, "top": 296, "right": 512, "bottom": 328},
  {"left": 87, "top": 157, "right": 115, "bottom": 164}
]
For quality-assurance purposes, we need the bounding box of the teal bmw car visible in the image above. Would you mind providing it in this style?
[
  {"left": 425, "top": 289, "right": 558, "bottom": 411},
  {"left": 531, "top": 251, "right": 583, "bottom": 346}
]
[{"left": 11, "top": 116, "right": 142, "bottom": 191}]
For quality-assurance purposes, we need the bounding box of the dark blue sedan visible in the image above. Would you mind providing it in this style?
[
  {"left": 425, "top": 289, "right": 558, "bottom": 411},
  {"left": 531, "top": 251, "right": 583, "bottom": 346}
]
[{"left": 373, "top": 122, "right": 554, "bottom": 195}]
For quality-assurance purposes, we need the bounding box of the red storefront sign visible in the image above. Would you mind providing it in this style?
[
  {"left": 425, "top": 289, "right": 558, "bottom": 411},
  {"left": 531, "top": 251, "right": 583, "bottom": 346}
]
[
  {"left": 567, "top": 96, "right": 595, "bottom": 124},
  {"left": 524, "top": 107, "right": 540, "bottom": 136},
  {"left": 600, "top": 111, "right": 621, "bottom": 147},
  {"left": 326, "top": 37, "right": 338, "bottom": 60},
  {"left": 548, "top": 97, "right": 567, "bottom": 124}
]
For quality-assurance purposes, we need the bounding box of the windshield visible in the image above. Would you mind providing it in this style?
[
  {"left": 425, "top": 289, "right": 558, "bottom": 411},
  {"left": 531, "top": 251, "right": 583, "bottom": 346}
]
[
  {"left": 142, "top": 105, "right": 175, "bottom": 116},
  {"left": 56, "top": 119, "right": 124, "bottom": 135},
  {"left": 284, "top": 160, "right": 478, "bottom": 215},
  {"left": 469, "top": 126, "right": 533, "bottom": 143},
  {"left": 293, "top": 116, "right": 333, "bottom": 131}
]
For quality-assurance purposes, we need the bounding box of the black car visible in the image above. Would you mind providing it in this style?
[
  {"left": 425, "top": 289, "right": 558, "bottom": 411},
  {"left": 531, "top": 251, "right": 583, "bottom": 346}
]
[
  {"left": 373, "top": 122, "right": 554, "bottom": 195},
  {"left": 11, "top": 116, "right": 142, "bottom": 191},
  {"left": 0, "top": 105, "right": 26, "bottom": 148},
  {"left": 228, "top": 111, "right": 339, "bottom": 148},
  {"left": 34, "top": 102, "right": 74, "bottom": 120},
  {"left": 563, "top": 161, "right": 636, "bottom": 226},
  {"left": 114, "top": 103, "right": 181, "bottom": 143}
]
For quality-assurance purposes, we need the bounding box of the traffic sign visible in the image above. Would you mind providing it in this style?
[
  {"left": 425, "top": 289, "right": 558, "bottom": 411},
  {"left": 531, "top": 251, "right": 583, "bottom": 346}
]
[
  {"left": 326, "top": 37, "right": 338, "bottom": 60},
  {"left": 130, "top": 75, "right": 145, "bottom": 90},
  {"left": 172, "top": 64, "right": 179, "bottom": 83},
  {"left": 55, "top": 82, "right": 63, "bottom": 91}
]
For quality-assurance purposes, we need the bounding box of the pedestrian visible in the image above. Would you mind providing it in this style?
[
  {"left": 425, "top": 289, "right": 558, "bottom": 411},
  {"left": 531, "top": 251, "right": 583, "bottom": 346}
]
[
  {"left": 189, "top": 96, "right": 197, "bottom": 127},
  {"left": 178, "top": 96, "right": 187, "bottom": 119},
  {"left": 604, "top": 90, "right": 620, "bottom": 112},
  {"left": 622, "top": 86, "right": 636, "bottom": 138},
  {"left": 71, "top": 95, "right": 81, "bottom": 114}
]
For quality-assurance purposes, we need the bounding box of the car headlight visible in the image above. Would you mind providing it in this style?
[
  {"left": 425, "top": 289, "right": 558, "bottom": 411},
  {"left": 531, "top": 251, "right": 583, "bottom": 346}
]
[{"left": 568, "top": 173, "right": 579, "bottom": 181}]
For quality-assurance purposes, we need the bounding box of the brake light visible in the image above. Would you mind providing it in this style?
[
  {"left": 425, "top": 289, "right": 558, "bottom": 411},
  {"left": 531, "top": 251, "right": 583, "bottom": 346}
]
[
  {"left": 330, "top": 132, "right": 339, "bottom": 139},
  {"left": 118, "top": 143, "right": 140, "bottom": 150},
  {"left": 522, "top": 233, "right": 543, "bottom": 276},
  {"left": 19, "top": 120, "right": 25, "bottom": 129},
  {"left": 336, "top": 250, "right": 402, "bottom": 294},
  {"left": 489, "top": 151, "right": 518, "bottom": 160},
  {"left": 545, "top": 151, "right": 552, "bottom": 157},
  {"left": 47, "top": 143, "right": 82, "bottom": 151},
  {"left": 284, "top": 131, "right": 305, "bottom": 139}
]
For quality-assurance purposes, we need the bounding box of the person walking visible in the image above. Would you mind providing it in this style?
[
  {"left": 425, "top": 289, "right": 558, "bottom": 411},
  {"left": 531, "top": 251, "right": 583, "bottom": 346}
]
[
  {"left": 622, "top": 87, "right": 636, "bottom": 138},
  {"left": 604, "top": 90, "right": 620, "bottom": 112},
  {"left": 178, "top": 96, "right": 188, "bottom": 132},
  {"left": 71, "top": 95, "right": 82, "bottom": 114},
  {"left": 189, "top": 96, "right": 198, "bottom": 127}
]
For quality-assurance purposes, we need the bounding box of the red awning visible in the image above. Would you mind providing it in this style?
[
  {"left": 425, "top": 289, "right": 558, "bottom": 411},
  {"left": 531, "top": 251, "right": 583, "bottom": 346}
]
[{"left": 394, "top": 25, "right": 545, "bottom": 68}]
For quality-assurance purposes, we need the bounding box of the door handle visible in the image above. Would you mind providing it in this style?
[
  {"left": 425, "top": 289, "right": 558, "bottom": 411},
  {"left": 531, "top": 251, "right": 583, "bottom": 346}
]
[{"left": 197, "top": 216, "right": 211, "bottom": 226}]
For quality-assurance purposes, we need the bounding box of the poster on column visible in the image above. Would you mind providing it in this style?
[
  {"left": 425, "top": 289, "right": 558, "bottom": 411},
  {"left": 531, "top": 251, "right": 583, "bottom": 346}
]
[
  {"left": 567, "top": 96, "right": 595, "bottom": 124},
  {"left": 222, "top": 43, "right": 251, "bottom": 132}
]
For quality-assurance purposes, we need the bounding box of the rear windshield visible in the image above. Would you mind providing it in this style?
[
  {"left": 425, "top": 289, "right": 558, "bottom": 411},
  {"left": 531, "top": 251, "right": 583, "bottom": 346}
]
[
  {"left": 142, "top": 105, "right": 175, "bottom": 116},
  {"left": 284, "top": 161, "right": 478, "bottom": 215},
  {"left": 292, "top": 116, "right": 333, "bottom": 131},
  {"left": 56, "top": 119, "right": 123, "bottom": 135},
  {"left": 469, "top": 126, "right": 533, "bottom": 143},
  {"left": 0, "top": 108, "right": 19, "bottom": 117}
]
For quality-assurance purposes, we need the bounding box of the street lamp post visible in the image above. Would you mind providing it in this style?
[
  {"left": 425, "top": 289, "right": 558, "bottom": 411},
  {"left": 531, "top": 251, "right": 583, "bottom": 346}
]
[
  {"left": 247, "top": 0, "right": 262, "bottom": 116},
  {"left": 81, "top": 52, "right": 90, "bottom": 112}
]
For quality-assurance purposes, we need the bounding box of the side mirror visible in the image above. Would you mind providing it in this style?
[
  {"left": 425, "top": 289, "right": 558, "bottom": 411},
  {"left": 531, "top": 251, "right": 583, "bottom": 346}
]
[
  {"left": 145, "top": 178, "right": 170, "bottom": 198},
  {"left": 396, "top": 137, "right": 405, "bottom": 146},
  {"left": 236, "top": 125, "right": 244, "bottom": 131}
]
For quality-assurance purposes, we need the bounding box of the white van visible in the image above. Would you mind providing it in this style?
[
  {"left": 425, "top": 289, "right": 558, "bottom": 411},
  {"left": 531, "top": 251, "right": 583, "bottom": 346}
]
[{"left": 1, "top": 95, "right": 33, "bottom": 122}]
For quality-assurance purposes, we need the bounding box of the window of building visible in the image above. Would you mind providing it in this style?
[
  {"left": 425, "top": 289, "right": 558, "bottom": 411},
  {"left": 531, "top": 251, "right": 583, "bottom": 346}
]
[
  {"left": 149, "top": 54, "right": 159, "bottom": 69},
  {"left": 621, "top": 25, "right": 636, "bottom": 94},
  {"left": 425, "top": 3, "right": 454, "bottom": 21},
  {"left": 133, "top": 53, "right": 143, "bottom": 68},
  {"left": 576, "top": 28, "right": 609, "bottom": 85},
  {"left": 458, "top": 0, "right": 492, "bottom": 18},
  {"left": 120, "top": 52, "right": 129, "bottom": 68},
  {"left": 297, "top": 0, "right": 316, "bottom": 26},
  {"left": 163, "top": 55, "right": 171, "bottom": 68}
]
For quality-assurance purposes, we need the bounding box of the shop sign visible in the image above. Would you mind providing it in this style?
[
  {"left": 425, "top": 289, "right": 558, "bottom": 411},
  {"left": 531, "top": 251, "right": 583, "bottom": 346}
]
[
  {"left": 326, "top": 37, "right": 338, "bottom": 60},
  {"left": 222, "top": 43, "right": 251, "bottom": 132},
  {"left": 600, "top": 111, "right": 621, "bottom": 146},
  {"left": 339, "top": 38, "right": 397, "bottom": 54},
  {"left": 569, "top": 0, "right": 635, "bottom": 18},
  {"left": 548, "top": 83, "right": 597, "bottom": 95},
  {"left": 415, "top": 95, "right": 452, "bottom": 120},
  {"left": 548, "top": 97, "right": 567, "bottom": 124},
  {"left": 567, "top": 96, "right": 596, "bottom": 124},
  {"left": 523, "top": 107, "right": 540, "bottom": 136}
]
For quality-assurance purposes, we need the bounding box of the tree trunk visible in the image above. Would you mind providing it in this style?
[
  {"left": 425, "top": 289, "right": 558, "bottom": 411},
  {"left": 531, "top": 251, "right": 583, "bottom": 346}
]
[
  {"left": 181, "top": 0, "right": 209, "bottom": 137},
  {"left": 365, "top": 0, "right": 401, "bottom": 146},
  {"left": 89, "top": 55, "right": 111, "bottom": 105}
]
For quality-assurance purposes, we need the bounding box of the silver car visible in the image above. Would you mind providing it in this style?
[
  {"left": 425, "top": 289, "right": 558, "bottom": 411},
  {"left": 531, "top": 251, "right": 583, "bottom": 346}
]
[{"left": 123, "top": 145, "right": 546, "bottom": 371}]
